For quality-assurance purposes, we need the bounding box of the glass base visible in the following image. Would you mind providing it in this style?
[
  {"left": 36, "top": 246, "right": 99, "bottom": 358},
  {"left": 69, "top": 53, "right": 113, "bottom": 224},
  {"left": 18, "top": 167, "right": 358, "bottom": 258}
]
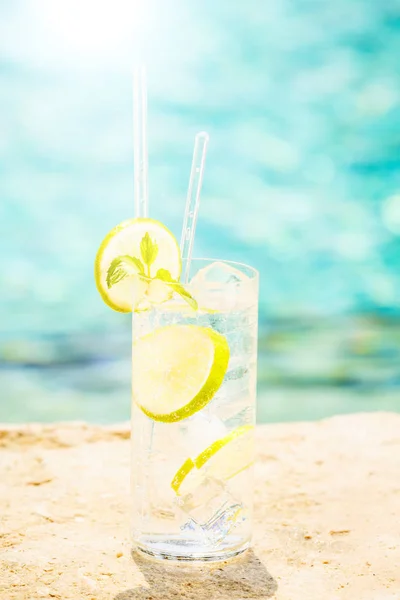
[{"left": 134, "top": 535, "right": 250, "bottom": 562}]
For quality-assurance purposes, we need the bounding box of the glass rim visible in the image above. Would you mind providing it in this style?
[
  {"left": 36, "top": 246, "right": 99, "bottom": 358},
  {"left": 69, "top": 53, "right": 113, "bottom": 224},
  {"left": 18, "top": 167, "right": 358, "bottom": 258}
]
[
  {"left": 132, "top": 257, "right": 258, "bottom": 310},
  {"left": 181, "top": 257, "right": 259, "bottom": 280}
]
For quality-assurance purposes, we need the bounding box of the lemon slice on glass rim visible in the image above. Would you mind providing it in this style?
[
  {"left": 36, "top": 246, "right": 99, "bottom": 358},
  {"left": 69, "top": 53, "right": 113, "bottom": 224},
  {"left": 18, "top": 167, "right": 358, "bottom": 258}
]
[{"left": 94, "top": 218, "right": 182, "bottom": 312}]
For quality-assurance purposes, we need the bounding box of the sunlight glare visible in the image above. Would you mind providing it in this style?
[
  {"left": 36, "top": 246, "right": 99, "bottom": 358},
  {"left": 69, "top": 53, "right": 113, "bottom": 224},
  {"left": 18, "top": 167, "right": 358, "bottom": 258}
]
[{"left": 34, "top": 0, "right": 145, "bottom": 62}]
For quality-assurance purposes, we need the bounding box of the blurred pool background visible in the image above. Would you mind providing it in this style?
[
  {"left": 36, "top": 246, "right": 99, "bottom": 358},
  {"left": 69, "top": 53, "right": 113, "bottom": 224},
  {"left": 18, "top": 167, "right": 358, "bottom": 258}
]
[{"left": 1, "top": 0, "right": 400, "bottom": 423}]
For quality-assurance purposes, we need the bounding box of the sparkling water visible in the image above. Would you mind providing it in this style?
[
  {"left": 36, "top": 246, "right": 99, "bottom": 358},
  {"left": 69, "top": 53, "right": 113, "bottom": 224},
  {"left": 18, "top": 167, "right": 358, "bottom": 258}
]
[{"left": 131, "top": 260, "right": 258, "bottom": 561}]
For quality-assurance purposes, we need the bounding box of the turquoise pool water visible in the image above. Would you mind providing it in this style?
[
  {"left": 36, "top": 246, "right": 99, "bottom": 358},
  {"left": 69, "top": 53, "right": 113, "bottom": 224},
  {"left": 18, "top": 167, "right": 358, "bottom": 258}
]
[
  {"left": 2, "top": 315, "right": 399, "bottom": 423},
  {"left": 0, "top": 1, "right": 399, "bottom": 422}
]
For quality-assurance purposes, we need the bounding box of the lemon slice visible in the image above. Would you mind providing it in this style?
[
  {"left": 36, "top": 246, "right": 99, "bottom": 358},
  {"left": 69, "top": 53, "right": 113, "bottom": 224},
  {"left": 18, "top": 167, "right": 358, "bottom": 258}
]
[
  {"left": 94, "top": 218, "right": 181, "bottom": 312},
  {"left": 171, "top": 425, "right": 254, "bottom": 495},
  {"left": 132, "top": 325, "right": 230, "bottom": 422}
]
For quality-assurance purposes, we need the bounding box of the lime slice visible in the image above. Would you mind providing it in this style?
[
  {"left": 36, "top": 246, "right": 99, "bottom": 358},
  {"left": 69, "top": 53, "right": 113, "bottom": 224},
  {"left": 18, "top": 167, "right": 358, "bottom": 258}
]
[
  {"left": 94, "top": 218, "right": 181, "bottom": 312},
  {"left": 171, "top": 425, "right": 254, "bottom": 495},
  {"left": 132, "top": 325, "right": 230, "bottom": 422}
]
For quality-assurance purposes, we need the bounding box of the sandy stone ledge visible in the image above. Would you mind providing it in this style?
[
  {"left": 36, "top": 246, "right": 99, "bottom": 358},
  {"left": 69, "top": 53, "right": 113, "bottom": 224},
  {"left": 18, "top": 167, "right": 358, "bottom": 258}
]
[{"left": 1, "top": 412, "right": 399, "bottom": 600}]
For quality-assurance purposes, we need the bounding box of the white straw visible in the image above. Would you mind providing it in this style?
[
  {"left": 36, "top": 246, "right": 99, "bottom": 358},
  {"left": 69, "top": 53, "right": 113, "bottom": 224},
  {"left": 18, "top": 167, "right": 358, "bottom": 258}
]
[
  {"left": 133, "top": 67, "right": 149, "bottom": 218},
  {"left": 180, "top": 132, "right": 209, "bottom": 283}
]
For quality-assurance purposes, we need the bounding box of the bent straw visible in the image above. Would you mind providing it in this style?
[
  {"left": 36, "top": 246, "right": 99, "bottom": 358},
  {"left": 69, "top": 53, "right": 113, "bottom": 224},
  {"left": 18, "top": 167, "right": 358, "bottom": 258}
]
[
  {"left": 133, "top": 67, "right": 149, "bottom": 218},
  {"left": 180, "top": 132, "right": 209, "bottom": 283}
]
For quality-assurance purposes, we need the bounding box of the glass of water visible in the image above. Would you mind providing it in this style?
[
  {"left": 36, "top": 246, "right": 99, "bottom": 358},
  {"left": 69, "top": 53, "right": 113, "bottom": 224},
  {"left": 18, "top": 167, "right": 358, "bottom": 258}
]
[{"left": 131, "top": 258, "right": 259, "bottom": 561}]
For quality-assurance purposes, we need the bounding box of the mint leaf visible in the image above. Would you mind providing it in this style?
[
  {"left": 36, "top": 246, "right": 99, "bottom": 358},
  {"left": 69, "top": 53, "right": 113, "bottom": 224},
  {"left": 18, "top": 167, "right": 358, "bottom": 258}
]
[
  {"left": 155, "top": 268, "right": 173, "bottom": 282},
  {"left": 106, "top": 255, "right": 145, "bottom": 289},
  {"left": 140, "top": 233, "right": 158, "bottom": 270},
  {"left": 128, "top": 256, "right": 145, "bottom": 275},
  {"left": 170, "top": 282, "right": 198, "bottom": 310},
  {"left": 155, "top": 268, "right": 198, "bottom": 310}
]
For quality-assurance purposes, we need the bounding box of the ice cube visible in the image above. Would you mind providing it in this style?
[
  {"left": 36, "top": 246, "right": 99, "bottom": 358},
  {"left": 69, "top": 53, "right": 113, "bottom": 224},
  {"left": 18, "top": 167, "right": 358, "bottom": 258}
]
[
  {"left": 200, "top": 502, "right": 245, "bottom": 545},
  {"left": 179, "top": 476, "right": 226, "bottom": 513},
  {"left": 180, "top": 413, "right": 227, "bottom": 458},
  {"left": 190, "top": 261, "right": 250, "bottom": 287},
  {"left": 178, "top": 477, "right": 246, "bottom": 546},
  {"left": 176, "top": 461, "right": 251, "bottom": 546},
  {"left": 189, "top": 262, "right": 255, "bottom": 311}
]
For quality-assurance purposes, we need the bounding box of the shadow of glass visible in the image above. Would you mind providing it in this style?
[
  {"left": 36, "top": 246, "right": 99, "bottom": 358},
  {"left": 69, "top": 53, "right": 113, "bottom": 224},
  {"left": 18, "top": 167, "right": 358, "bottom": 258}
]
[{"left": 114, "top": 548, "right": 277, "bottom": 600}]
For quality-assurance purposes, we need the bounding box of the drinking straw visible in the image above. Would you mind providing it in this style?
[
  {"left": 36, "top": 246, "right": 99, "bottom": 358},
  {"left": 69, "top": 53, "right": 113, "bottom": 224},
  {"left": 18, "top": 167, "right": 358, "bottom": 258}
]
[
  {"left": 133, "top": 67, "right": 149, "bottom": 218},
  {"left": 180, "top": 132, "right": 209, "bottom": 283}
]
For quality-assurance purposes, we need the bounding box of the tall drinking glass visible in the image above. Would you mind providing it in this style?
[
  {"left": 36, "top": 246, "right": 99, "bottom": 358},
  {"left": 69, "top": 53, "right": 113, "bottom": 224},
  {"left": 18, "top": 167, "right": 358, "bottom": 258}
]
[{"left": 131, "top": 259, "right": 259, "bottom": 561}]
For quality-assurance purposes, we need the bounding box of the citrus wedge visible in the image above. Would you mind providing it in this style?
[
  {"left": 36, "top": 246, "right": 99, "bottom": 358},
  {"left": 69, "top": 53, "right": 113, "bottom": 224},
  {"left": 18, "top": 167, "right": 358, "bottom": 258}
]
[
  {"left": 132, "top": 325, "right": 230, "bottom": 422},
  {"left": 171, "top": 424, "right": 254, "bottom": 495},
  {"left": 94, "top": 218, "right": 181, "bottom": 312}
]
